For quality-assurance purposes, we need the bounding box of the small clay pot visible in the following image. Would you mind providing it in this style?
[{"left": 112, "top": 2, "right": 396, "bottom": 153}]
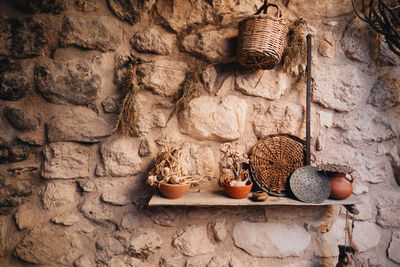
[
  {"left": 329, "top": 173, "right": 354, "bottom": 200},
  {"left": 223, "top": 181, "right": 253, "bottom": 199},
  {"left": 159, "top": 182, "right": 190, "bottom": 199}
]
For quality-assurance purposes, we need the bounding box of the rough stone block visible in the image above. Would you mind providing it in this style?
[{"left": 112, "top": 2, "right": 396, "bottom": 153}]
[
  {"left": 96, "top": 137, "right": 143, "bottom": 177},
  {"left": 34, "top": 59, "right": 101, "bottom": 105},
  {"left": 180, "top": 95, "right": 247, "bottom": 141},
  {"left": 131, "top": 27, "right": 174, "bottom": 55},
  {"left": 60, "top": 16, "right": 121, "bottom": 52},
  {"left": 182, "top": 27, "right": 238, "bottom": 63},
  {"left": 41, "top": 142, "right": 90, "bottom": 179},
  {"left": 0, "top": 18, "right": 47, "bottom": 58},
  {"left": 14, "top": 227, "right": 81, "bottom": 265},
  {"left": 233, "top": 221, "right": 310, "bottom": 258},
  {"left": 173, "top": 225, "right": 215, "bottom": 256},
  {"left": 46, "top": 108, "right": 112, "bottom": 143}
]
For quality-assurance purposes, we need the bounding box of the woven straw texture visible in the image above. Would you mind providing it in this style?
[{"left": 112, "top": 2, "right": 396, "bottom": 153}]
[
  {"left": 250, "top": 134, "right": 305, "bottom": 195},
  {"left": 237, "top": 4, "right": 288, "bottom": 70}
]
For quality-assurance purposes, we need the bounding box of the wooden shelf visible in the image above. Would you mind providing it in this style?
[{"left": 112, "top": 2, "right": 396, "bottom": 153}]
[{"left": 148, "top": 190, "right": 361, "bottom": 207}]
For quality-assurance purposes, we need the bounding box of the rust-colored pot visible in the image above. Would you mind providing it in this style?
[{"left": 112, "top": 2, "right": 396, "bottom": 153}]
[
  {"left": 329, "top": 173, "right": 354, "bottom": 199},
  {"left": 223, "top": 181, "right": 253, "bottom": 199},
  {"left": 159, "top": 182, "right": 190, "bottom": 199}
]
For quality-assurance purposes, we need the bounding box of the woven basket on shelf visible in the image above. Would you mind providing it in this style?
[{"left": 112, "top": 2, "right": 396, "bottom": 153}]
[
  {"left": 250, "top": 134, "right": 305, "bottom": 196},
  {"left": 237, "top": 3, "right": 288, "bottom": 70}
]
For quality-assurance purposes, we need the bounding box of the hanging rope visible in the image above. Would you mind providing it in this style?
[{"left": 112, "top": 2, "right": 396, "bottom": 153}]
[{"left": 351, "top": 0, "right": 400, "bottom": 56}]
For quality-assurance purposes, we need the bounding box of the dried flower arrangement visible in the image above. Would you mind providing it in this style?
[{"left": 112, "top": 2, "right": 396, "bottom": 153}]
[
  {"left": 219, "top": 143, "right": 250, "bottom": 186},
  {"left": 147, "top": 144, "right": 203, "bottom": 187}
]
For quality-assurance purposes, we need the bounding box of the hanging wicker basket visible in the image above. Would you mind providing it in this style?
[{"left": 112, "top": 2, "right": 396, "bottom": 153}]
[
  {"left": 250, "top": 134, "right": 305, "bottom": 196},
  {"left": 237, "top": 3, "right": 288, "bottom": 70}
]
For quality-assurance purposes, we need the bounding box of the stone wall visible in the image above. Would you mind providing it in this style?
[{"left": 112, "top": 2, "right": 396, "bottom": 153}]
[{"left": 0, "top": 0, "right": 399, "bottom": 266}]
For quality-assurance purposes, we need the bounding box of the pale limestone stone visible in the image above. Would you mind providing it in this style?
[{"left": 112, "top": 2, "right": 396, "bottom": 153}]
[
  {"left": 341, "top": 18, "right": 370, "bottom": 62},
  {"left": 389, "top": 145, "right": 400, "bottom": 185},
  {"left": 14, "top": 227, "right": 81, "bottom": 265},
  {"left": 319, "top": 110, "right": 333, "bottom": 128},
  {"left": 212, "top": 0, "right": 262, "bottom": 24},
  {"left": 15, "top": 203, "right": 41, "bottom": 230},
  {"left": 109, "top": 255, "right": 142, "bottom": 267},
  {"left": 46, "top": 108, "right": 112, "bottom": 142},
  {"left": 376, "top": 192, "right": 400, "bottom": 228},
  {"left": 97, "top": 137, "right": 143, "bottom": 177},
  {"left": 137, "top": 60, "right": 187, "bottom": 97},
  {"left": 312, "top": 60, "right": 370, "bottom": 112},
  {"left": 201, "top": 65, "right": 218, "bottom": 95},
  {"left": 74, "top": 255, "right": 95, "bottom": 267},
  {"left": 42, "top": 142, "right": 90, "bottom": 179},
  {"left": 135, "top": 112, "right": 167, "bottom": 136},
  {"left": 180, "top": 143, "right": 218, "bottom": 178},
  {"left": 155, "top": 0, "right": 205, "bottom": 33},
  {"left": 253, "top": 102, "right": 304, "bottom": 138},
  {"left": 131, "top": 27, "right": 174, "bottom": 55},
  {"left": 60, "top": 16, "right": 120, "bottom": 52},
  {"left": 351, "top": 195, "right": 372, "bottom": 221},
  {"left": 233, "top": 221, "right": 310, "bottom": 258},
  {"left": 315, "top": 218, "right": 346, "bottom": 257},
  {"left": 388, "top": 232, "right": 400, "bottom": 264},
  {"left": 316, "top": 219, "right": 381, "bottom": 257},
  {"left": 236, "top": 70, "right": 290, "bottom": 100},
  {"left": 173, "top": 225, "right": 215, "bottom": 256},
  {"left": 182, "top": 27, "right": 237, "bottom": 63},
  {"left": 352, "top": 179, "right": 369, "bottom": 195},
  {"left": 80, "top": 194, "right": 114, "bottom": 224},
  {"left": 288, "top": 0, "right": 354, "bottom": 19},
  {"left": 101, "top": 190, "right": 130, "bottom": 206},
  {"left": 352, "top": 221, "right": 381, "bottom": 252},
  {"left": 51, "top": 211, "right": 80, "bottom": 226},
  {"left": 212, "top": 218, "right": 227, "bottom": 242},
  {"left": 367, "top": 74, "right": 400, "bottom": 111},
  {"left": 128, "top": 228, "right": 163, "bottom": 259},
  {"left": 96, "top": 236, "right": 124, "bottom": 263},
  {"left": 334, "top": 107, "right": 396, "bottom": 147},
  {"left": 318, "top": 31, "right": 335, "bottom": 59},
  {"left": 146, "top": 207, "right": 179, "bottom": 227},
  {"left": 42, "top": 181, "right": 77, "bottom": 210},
  {"left": 180, "top": 95, "right": 247, "bottom": 141}
]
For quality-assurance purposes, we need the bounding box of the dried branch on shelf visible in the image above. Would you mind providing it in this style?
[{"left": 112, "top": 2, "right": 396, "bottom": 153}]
[
  {"left": 219, "top": 143, "right": 250, "bottom": 186},
  {"left": 147, "top": 144, "right": 204, "bottom": 187}
]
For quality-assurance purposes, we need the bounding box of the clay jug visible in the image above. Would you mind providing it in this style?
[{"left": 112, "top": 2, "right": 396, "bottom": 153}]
[{"left": 329, "top": 173, "right": 354, "bottom": 199}]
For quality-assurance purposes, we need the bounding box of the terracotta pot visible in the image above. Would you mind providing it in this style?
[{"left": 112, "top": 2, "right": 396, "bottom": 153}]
[
  {"left": 223, "top": 181, "right": 253, "bottom": 199},
  {"left": 159, "top": 182, "right": 190, "bottom": 199},
  {"left": 329, "top": 173, "right": 354, "bottom": 199}
]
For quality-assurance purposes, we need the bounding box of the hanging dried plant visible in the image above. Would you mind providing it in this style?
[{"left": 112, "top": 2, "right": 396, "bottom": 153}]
[
  {"left": 283, "top": 18, "right": 308, "bottom": 88},
  {"left": 113, "top": 60, "right": 139, "bottom": 136},
  {"left": 169, "top": 67, "right": 202, "bottom": 120}
]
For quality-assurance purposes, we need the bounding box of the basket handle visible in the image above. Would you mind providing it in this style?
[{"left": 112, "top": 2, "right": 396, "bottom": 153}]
[{"left": 255, "top": 2, "right": 282, "bottom": 19}]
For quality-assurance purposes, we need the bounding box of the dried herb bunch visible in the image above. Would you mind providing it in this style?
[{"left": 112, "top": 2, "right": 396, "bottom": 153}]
[
  {"left": 169, "top": 67, "right": 202, "bottom": 120},
  {"left": 113, "top": 60, "right": 139, "bottom": 136},
  {"left": 219, "top": 143, "right": 250, "bottom": 186},
  {"left": 283, "top": 18, "right": 308, "bottom": 88},
  {"left": 147, "top": 144, "right": 203, "bottom": 187}
]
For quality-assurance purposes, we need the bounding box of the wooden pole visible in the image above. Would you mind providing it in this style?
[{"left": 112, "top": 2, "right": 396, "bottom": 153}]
[{"left": 306, "top": 34, "right": 312, "bottom": 166}]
